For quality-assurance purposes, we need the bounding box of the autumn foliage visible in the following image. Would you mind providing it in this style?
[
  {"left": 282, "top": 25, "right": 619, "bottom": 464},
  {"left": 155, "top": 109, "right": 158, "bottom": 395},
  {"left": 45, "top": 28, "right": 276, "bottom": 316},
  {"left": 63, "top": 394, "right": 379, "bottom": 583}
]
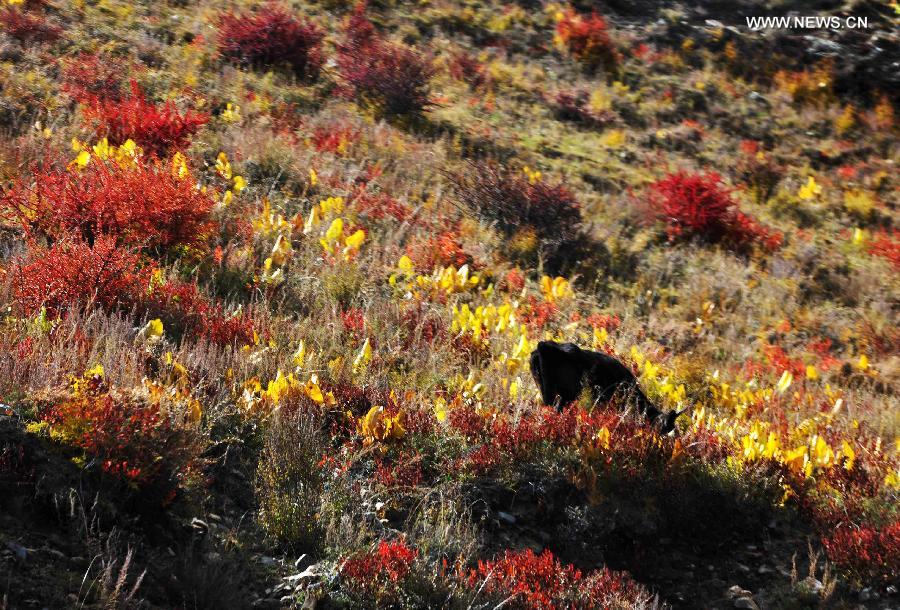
[
  {"left": 464, "top": 548, "right": 647, "bottom": 609},
  {"left": 3, "top": 156, "right": 216, "bottom": 252},
  {"left": 555, "top": 9, "right": 618, "bottom": 72},
  {"left": 41, "top": 369, "right": 202, "bottom": 502},
  {"left": 217, "top": 2, "right": 323, "bottom": 80},
  {"left": 0, "top": 6, "right": 61, "bottom": 43},
  {"left": 12, "top": 235, "right": 142, "bottom": 318},
  {"left": 647, "top": 171, "right": 782, "bottom": 251},
  {"left": 81, "top": 82, "right": 209, "bottom": 156},
  {"left": 337, "top": 7, "right": 434, "bottom": 116},
  {"left": 340, "top": 539, "right": 418, "bottom": 604}
]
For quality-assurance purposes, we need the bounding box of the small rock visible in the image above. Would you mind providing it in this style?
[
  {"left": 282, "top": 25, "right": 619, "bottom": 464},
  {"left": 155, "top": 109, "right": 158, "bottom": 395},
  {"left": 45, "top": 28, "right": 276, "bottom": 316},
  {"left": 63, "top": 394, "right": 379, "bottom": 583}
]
[
  {"left": 886, "top": 585, "right": 897, "bottom": 596},
  {"left": 757, "top": 565, "right": 773, "bottom": 575},
  {"left": 859, "top": 588, "right": 873, "bottom": 602},
  {"left": 734, "top": 597, "right": 759, "bottom": 610}
]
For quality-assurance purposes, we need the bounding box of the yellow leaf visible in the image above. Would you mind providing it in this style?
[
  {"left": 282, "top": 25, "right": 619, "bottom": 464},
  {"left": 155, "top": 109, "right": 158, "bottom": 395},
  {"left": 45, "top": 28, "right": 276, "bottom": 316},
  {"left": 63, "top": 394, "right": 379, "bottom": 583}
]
[
  {"left": 805, "top": 365, "right": 818, "bottom": 381},
  {"left": 398, "top": 255, "right": 413, "bottom": 273},
  {"left": 233, "top": 175, "right": 247, "bottom": 192},
  {"left": 215, "top": 152, "right": 232, "bottom": 180},
  {"left": 775, "top": 370, "right": 793, "bottom": 394},
  {"left": 842, "top": 440, "right": 856, "bottom": 471},
  {"left": 293, "top": 340, "right": 306, "bottom": 367},
  {"left": 596, "top": 427, "right": 610, "bottom": 450},
  {"left": 74, "top": 150, "right": 91, "bottom": 168},
  {"left": 353, "top": 338, "right": 372, "bottom": 372},
  {"left": 345, "top": 229, "right": 365, "bottom": 250},
  {"left": 856, "top": 354, "right": 869, "bottom": 371},
  {"left": 797, "top": 176, "right": 822, "bottom": 200},
  {"left": 433, "top": 397, "right": 448, "bottom": 422},
  {"left": 324, "top": 218, "right": 344, "bottom": 244},
  {"left": 144, "top": 318, "right": 164, "bottom": 339}
]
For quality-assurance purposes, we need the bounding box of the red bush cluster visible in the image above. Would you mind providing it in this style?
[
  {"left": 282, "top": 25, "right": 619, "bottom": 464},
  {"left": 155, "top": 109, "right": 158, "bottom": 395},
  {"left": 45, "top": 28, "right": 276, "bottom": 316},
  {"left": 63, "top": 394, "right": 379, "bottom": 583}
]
[
  {"left": 311, "top": 121, "right": 359, "bottom": 155},
  {"left": 337, "top": 6, "right": 434, "bottom": 116},
  {"left": 340, "top": 539, "right": 418, "bottom": 603},
  {"left": 448, "top": 51, "right": 486, "bottom": 89},
  {"left": 4, "top": 156, "right": 215, "bottom": 252},
  {"left": 82, "top": 82, "right": 209, "bottom": 156},
  {"left": 13, "top": 236, "right": 141, "bottom": 318},
  {"left": 143, "top": 280, "right": 256, "bottom": 346},
  {"left": 555, "top": 9, "right": 618, "bottom": 72},
  {"left": 464, "top": 548, "right": 647, "bottom": 609},
  {"left": 60, "top": 52, "right": 126, "bottom": 101},
  {"left": 822, "top": 520, "right": 900, "bottom": 585},
  {"left": 42, "top": 378, "right": 201, "bottom": 502},
  {"left": 405, "top": 229, "right": 470, "bottom": 272},
  {"left": 352, "top": 190, "right": 410, "bottom": 222},
  {"left": 868, "top": 230, "right": 900, "bottom": 270},
  {"left": 0, "top": 6, "right": 61, "bottom": 43},
  {"left": 12, "top": 238, "right": 255, "bottom": 346},
  {"left": 647, "top": 171, "right": 782, "bottom": 251},
  {"left": 451, "top": 162, "right": 583, "bottom": 248},
  {"left": 216, "top": 2, "right": 323, "bottom": 80},
  {"left": 375, "top": 451, "right": 424, "bottom": 488}
]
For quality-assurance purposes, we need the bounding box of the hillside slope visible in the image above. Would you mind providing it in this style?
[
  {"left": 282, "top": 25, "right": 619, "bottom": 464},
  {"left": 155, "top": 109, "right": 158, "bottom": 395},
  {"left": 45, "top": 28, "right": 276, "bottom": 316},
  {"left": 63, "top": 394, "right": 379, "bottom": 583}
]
[{"left": 0, "top": 0, "right": 897, "bottom": 608}]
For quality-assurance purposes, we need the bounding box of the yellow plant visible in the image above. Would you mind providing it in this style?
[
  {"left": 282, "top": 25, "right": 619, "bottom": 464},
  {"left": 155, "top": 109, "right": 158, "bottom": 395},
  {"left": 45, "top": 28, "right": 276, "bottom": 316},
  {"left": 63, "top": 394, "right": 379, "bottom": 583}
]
[
  {"left": 358, "top": 405, "right": 406, "bottom": 445},
  {"left": 540, "top": 275, "right": 573, "bottom": 302}
]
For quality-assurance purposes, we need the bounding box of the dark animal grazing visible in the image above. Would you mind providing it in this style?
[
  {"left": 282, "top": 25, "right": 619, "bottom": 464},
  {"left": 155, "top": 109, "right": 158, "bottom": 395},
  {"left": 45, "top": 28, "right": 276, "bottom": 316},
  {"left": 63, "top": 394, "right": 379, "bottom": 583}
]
[{"left": 529, "top": 340, "right": 687, "bottom": 433}]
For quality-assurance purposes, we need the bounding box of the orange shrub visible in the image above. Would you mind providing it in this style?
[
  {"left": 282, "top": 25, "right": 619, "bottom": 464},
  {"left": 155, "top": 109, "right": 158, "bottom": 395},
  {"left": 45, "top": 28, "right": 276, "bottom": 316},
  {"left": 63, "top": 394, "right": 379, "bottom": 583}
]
[{"left": 555, "top": 9, "right": 618, "bottom": 72}]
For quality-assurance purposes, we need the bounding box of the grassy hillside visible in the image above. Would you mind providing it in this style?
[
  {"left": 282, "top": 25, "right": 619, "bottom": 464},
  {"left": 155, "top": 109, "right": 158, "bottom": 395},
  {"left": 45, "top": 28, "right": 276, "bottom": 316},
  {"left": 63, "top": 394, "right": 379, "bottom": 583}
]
[{"left": 0, "top": 0, "right": 897, "bottom": 608}]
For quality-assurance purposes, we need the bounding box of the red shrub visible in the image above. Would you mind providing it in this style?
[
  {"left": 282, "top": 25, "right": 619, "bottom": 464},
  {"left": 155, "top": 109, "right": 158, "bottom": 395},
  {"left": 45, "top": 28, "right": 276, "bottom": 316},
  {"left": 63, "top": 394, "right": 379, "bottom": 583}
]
[
  {"left": 11, "top": 235, "right": 254, "bottom": 346},
  {"left": 451, "top": 162, "right": 582, "bottom": 246},
  {"left": 448, "top": 51, "right": 486, "bottom": 88},
  {"left": 822, "top": 520, "right": 900, "bottom": 585},
  {"left": 868, "top": 230, "right": 900, "bottom": 270},
  {"left": 41, "top": 378, "right": 201, "bottom": 502},
  {"left": 217, "top": 2, "right": 323, "bottom": 80},
  {"left": 375, "top": 451, "right": 424, "bottom": 488},
  {"left": 3, "top": 156, "right": 216, "bottom": 252},
  {"left": 520, "top": 296, "right": 558, "bottom": 332},
  {"left": 82, "top": 82, "right": 209, "bottom": 156},
  {"left": 143, "top": 280, "right": 256, "bottom": 346},
  {"left": 0, "top": 7, "right": 61, "bottom": 43},
  {"left": 352, "top": 190, "right": 410, "bottom": 222},
  {"left": 60, "top": 52, "right": 127, "bottom": 102},
  {"left": 12, "top": 236, "right": 142, "bottom": 318},
  {"left": 555, "top": 9, "right": 618, "bottom": 72},
  {"left": 647, "top": 171, "right": 781, "bottom": 251},
  {"left": 340, "top": 539, "right": 418, "bottom": 603},
  {"left": 464, "top": 548, "right": 647, "bottom": 609},
  {"left": 311, "top": 121, "right": 359, "bottom": 155},
  {"left": 406, "top": 229, "right": 470, "bottom": 271},
  {"left": 448, "top": 405, "right": 488, "bottom": 442},
  {"left": 337, "top": 8, "right": 434, "bottom": 116}
]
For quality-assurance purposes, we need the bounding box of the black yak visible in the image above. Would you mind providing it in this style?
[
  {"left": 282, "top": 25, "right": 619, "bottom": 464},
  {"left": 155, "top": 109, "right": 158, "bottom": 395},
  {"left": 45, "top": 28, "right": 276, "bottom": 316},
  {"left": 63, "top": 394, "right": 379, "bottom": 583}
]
[{"left": 529, "top": 340, "right": 686, "bottom": 433}]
